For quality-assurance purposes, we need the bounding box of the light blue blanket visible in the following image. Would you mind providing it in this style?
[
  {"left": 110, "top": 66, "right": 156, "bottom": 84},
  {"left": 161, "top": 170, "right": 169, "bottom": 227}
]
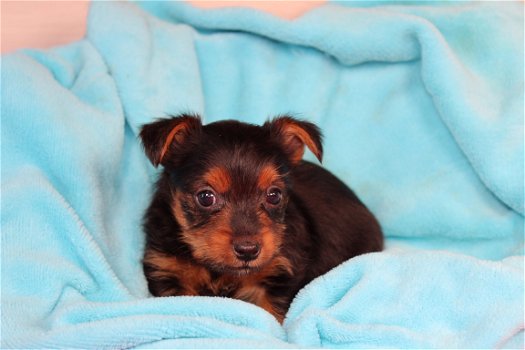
[{"left": 2, "top": 1, "right": 523, "bottom": 348}]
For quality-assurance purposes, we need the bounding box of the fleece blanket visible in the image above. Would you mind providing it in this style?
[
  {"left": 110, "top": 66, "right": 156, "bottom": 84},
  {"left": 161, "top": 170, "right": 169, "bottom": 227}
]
[{"left": 1, "top": 1, "right": 524, "bottom": 348}]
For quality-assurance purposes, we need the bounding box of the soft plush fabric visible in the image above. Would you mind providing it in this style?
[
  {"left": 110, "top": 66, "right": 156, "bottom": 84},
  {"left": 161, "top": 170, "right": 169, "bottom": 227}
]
[{"left": 1, "top": 1, "right": 523, "bottom": 348}]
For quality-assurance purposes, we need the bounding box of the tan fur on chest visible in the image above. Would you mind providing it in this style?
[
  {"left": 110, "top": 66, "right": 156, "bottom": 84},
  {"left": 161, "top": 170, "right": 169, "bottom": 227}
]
[{"left": 144, "top": 249, "right": 291, "bottom": 321}]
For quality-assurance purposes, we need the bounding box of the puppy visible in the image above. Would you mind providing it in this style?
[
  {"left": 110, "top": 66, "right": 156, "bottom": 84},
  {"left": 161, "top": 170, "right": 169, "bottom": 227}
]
[{"left": 140, "top": 114, "right": 383, "bottom": 322}]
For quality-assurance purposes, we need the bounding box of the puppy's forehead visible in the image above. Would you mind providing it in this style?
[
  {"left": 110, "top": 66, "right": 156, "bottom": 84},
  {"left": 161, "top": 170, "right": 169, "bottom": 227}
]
[
  {"left": 207, "top": 164, "right": 282, "bottom": 190},
  {"left": 195, "top": 121, "right": 284, "bottom": 193},
  {"left": 200, "top": 152, "right": 280, "bottom": 194},
  {"left": 203, "top": 120, "right": 268, "bottom": 140}
]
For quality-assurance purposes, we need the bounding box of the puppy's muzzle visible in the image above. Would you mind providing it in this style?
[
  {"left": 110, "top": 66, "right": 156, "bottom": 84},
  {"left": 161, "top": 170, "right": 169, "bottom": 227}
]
[{"left": 233, "top": 241, "right": 261, "bottom": 262}]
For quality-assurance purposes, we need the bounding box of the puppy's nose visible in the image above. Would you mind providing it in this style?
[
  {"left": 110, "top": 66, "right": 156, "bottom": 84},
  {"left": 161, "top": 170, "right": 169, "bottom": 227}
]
[{"left": 233, "top": 242, "right": 260, "bottom": 261}]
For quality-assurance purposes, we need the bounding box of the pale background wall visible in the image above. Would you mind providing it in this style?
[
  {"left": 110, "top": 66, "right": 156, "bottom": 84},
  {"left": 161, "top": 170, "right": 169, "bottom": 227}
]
[{"left": 1, "top": 1, "right": 325, "bottom": 53}]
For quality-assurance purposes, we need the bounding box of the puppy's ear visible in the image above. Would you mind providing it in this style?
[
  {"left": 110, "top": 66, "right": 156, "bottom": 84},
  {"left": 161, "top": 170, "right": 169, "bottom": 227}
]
[
  {"left": 140, "top": 114, "right": 202, "bottom": 167},
  {"left": 264, "top": 116, "right": 323, "bottom": 164}
]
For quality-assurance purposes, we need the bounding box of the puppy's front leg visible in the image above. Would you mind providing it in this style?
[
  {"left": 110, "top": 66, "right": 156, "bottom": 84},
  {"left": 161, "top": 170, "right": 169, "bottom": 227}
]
[
  {"left": 234, "top": 285, "right": 286, "bottom": 323},
  {"left": 143, "top": 249, "right": 208, "bottom": 297},
  {"left": 259, "top": 296, "right": 285, "bottom": 324}
]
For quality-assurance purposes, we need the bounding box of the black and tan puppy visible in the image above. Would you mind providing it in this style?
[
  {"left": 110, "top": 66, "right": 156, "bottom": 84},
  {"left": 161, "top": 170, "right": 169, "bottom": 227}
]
[{"left": 140, "top": 114, "right": 383, "bottom": 322}]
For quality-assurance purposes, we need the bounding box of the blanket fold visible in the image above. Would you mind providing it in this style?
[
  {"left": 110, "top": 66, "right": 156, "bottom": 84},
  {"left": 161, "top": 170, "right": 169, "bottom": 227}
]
[{"left": 2, "top": 1, "right": 523, "bottom": 348}]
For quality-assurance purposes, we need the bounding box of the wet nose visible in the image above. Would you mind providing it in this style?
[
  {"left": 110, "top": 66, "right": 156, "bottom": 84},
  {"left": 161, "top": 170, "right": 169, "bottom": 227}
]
[{"left": 233, "top": 242, "right": 261, "bottom": 261}]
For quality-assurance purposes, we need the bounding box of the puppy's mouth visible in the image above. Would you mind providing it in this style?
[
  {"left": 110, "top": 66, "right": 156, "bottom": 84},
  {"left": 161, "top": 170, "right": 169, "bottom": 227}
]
[
  {"left": 219, "top": 262, "right": 261, "bottom": 275},
  {"left": 204, "top": 258, "right": 270, "bottom": 276}
]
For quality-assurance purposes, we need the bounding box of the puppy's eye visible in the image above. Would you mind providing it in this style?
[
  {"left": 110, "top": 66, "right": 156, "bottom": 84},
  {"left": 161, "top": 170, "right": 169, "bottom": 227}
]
[
  {"left": 196, "top": 190, "right": 216, "bottom": 208},
  {"left": 266, "top": 187, "right": 282, "bottom": 205}
]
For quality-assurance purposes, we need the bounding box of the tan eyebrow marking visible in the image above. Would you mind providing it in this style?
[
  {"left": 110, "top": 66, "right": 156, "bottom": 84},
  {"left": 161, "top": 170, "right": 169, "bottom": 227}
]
[
  {"left": 203, "top": 166, "right": 231, "bottom": 193},
  {"left": 258, "top": 165, "right": 282, "bottom": 190}
]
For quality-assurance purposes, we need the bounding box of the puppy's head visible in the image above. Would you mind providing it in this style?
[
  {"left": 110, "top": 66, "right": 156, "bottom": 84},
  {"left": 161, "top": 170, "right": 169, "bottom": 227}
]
[{"left": 140, "top": 114, "right": 322, "bottom": 274}]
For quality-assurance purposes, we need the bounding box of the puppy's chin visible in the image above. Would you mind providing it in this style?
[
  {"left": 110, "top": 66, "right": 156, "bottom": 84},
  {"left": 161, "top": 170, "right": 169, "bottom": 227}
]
[{"left": 201, "top": 256, "right": 274, "bottom": 276}]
